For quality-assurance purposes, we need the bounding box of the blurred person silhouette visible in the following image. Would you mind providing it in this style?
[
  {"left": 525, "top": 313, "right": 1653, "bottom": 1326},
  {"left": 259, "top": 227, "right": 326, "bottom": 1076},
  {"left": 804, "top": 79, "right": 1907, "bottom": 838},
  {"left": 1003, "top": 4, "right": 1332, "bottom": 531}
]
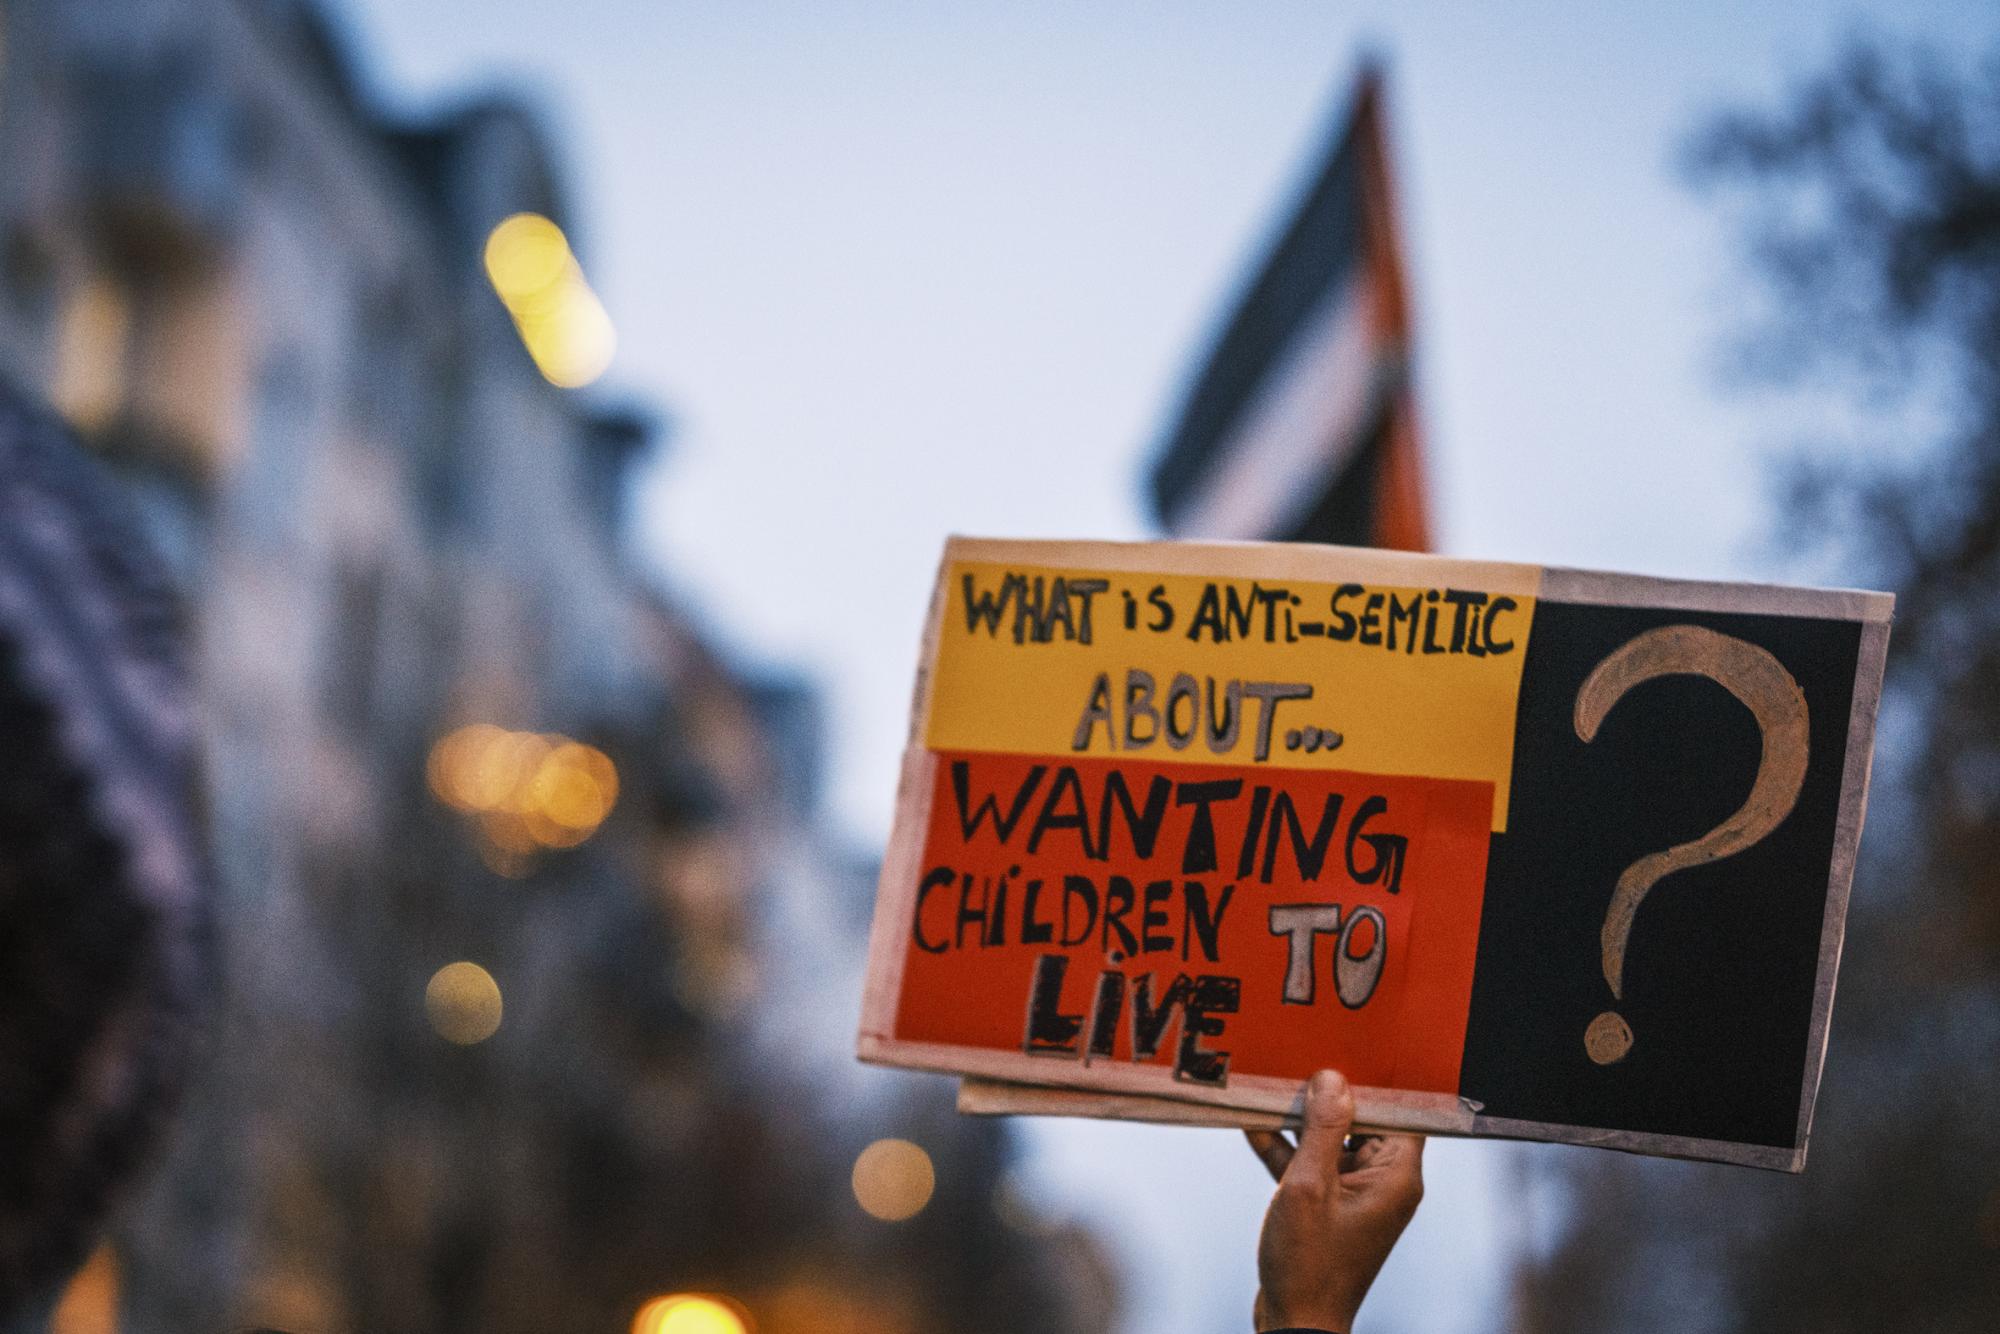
[
  {"left": 1246, "top": 1070, "right": 1425, "bottom": 1334},
  {"left": 0, "top": 381, "right": 212, "bottom": 1328}
]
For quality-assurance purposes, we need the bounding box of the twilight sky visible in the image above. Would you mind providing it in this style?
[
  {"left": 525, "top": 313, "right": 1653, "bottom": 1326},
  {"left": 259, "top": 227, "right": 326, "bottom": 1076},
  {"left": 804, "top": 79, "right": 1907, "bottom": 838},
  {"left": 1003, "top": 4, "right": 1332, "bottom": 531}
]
[{"left": 341, "top": 3, "right": 1995, "bottom": 1330}]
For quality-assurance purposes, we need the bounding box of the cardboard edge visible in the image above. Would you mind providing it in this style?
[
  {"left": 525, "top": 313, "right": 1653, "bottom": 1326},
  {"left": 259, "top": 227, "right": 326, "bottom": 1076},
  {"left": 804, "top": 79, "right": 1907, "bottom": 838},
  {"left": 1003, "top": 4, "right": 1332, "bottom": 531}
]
[
  {"left": 855, "top": 748, "right": 940, "bottom": 1049},
  {"left": 938, "top": 536, "right": 1897, "bottom": 625},
  {"left": 941, "top": 533, "right": 1544, "bottom": 597},
  {"left": 1541, "top": 566, "right": 1894, "bottom": 623},
  {"left": 858, "top": 547, "right": 953, "bottom": 1053},
  {"left": 859, "top": 1033, "right": 1478, "bottom": 1134},
  {"left": 1465, "top": 1112, "right": 1803, "bottom": 1172},
  {"left": 907, "top": 545, "right": 954, "bottom": 746},
  {"left": 954, "top": 1079, "right": 1804, "bottom": 1171},
  {"left": 1786, "top": 611, "right": 1892, "bottom": 1164},
  {"left": 957, "top": 1079, "right": 1300, "bottom": 1132}
]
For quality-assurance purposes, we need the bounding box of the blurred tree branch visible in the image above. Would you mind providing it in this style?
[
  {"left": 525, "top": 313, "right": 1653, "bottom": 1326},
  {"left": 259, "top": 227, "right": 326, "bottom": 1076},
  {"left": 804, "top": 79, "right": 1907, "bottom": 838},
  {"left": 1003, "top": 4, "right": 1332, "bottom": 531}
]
[{"left": 1516, "top": 35, "right": 2000, "bottom": 1334}]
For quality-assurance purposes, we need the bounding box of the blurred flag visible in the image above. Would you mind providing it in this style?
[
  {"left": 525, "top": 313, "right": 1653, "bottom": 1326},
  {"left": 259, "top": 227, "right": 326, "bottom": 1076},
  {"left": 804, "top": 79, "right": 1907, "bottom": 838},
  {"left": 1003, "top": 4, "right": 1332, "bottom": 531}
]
[{"left": 1149, "top": 65, "right": 1430, "bottom": 551}]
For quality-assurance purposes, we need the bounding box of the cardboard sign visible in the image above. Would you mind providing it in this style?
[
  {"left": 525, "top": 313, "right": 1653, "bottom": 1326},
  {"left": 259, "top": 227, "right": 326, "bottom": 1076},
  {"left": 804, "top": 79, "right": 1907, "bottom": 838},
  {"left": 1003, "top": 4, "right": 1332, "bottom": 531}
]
[{"left": 857, "top": 538, "right": 1890, "bottom": 1169}]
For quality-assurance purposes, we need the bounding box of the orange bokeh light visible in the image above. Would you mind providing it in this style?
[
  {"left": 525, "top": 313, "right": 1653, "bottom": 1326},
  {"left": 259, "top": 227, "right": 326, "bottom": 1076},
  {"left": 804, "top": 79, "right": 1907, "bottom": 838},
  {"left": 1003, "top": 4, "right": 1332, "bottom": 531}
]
[
  {"left": 632, "top": 1293, "right": 751, "bottom": 1334},
  {"left": 427, "top": 725, "right": 619, "bottom": 857}
]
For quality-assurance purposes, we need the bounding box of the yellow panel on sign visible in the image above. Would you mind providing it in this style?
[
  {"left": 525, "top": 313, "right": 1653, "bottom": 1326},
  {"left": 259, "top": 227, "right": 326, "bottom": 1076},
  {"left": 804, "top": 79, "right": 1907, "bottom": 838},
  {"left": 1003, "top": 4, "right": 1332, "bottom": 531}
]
[{"left": 925, "top": 559, "right": 1535, "bottom": 831}]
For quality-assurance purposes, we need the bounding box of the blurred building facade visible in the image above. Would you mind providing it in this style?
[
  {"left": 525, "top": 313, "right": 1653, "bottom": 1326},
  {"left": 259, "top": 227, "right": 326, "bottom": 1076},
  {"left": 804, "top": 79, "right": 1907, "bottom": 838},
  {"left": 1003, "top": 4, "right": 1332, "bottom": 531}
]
[
  {"left": 0, "top": 1, "right": 1114, "bottom": 1330},
  {"left": 1148, "top": 66, "right": 1430, "bottom": 551}
]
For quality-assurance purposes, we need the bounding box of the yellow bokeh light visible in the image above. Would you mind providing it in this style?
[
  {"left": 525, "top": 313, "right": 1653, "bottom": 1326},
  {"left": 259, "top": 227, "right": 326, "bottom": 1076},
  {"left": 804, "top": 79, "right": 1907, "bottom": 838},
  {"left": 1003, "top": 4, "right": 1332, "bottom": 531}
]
[
  {"left": 428, "top": 723, "right": 500, "bottom": 810},
  {"left": 521, "top": 808, "right": 591, "bottom": 850},
  {"left": 532, "top": 741, "right": 618, "bottom": 829},
  {"left": 425, "top": 961, "right": 503, "bottom": 1045},
  {"left": 632, "top": 1294, "right": 750, "bottom": 1334},
  {"left": 491, "top": 732, "right": 555, "bottom": 814},
  {"left": 462, "top": 736, "right": 522, "bottom": 810},
  {"left": 483, "top": 212, "right": 616, "bottom": 388},
  {"left": 851, "top": 1138, "right": 935, "bottom": 1222},
  {"left": 514, "top": 284, "right": 616, "bottom": 388},
  {"left": 429, "top": 726, "right": 618, "bottom": 854},
  {"left": 483, "top": 212, "right": 572, "bottom": 306}
]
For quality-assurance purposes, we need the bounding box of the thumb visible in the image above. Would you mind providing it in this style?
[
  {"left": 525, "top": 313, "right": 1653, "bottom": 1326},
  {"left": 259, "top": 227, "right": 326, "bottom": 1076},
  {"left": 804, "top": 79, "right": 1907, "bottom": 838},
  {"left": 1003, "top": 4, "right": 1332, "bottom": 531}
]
[{"left": 1282, "top": 1069, "right": 1353, "bottom": 1185}]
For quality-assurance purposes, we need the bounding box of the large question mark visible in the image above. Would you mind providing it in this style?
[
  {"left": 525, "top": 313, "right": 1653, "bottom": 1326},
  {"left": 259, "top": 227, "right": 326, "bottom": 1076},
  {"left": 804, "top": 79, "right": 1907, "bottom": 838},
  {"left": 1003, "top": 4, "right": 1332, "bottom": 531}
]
[{"left": 1573, "top": 624, "right": 1810, "bottom": 1066}]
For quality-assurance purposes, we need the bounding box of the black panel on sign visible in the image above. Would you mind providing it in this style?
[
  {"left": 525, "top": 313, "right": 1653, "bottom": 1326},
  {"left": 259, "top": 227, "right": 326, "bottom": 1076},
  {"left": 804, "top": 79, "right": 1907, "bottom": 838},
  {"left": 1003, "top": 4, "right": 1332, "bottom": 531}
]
[{"left": 1458, "top": 601, "right": 1862, "bottom": 1150}]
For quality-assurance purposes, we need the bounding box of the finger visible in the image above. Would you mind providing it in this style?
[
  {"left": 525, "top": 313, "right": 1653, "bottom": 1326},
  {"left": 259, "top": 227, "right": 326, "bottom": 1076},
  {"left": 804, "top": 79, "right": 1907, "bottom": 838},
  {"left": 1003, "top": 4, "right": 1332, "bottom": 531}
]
[
  {"left": 1350, "top": 1134, "right": 1427, "bottom": 1213},
  {"left": 1381, "top": 1132, "right": 1425, "bottom": 1171},
  {"left": 1283, "top": 1069, "right": 1355, "bottom": 1185},
  {"left": 1350, "top": 1132, "right": 1419, "bottom": 1170},
  {"left": 1244, "top": 1128, "right": 1293, "bottom": 1182},
  {"left": 1347, "top": 1133, "right": 1392, "bottom": 1168},
  {"left": 1385, "top": 1133, "right": 1426, "bottom": 1210}
]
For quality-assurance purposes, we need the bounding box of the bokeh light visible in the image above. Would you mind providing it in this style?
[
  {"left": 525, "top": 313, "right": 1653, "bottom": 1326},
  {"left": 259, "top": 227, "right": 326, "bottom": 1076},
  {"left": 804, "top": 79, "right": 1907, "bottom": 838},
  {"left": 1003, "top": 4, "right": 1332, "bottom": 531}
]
[
  {"left": 850, "top": 1138, "right": 935, "bottom": 1222},
  {"left": 482, "top": 212, "right": 616, "bottom": 387},
  {"left": 47, "top": 1243, "right": 118, "bottom": 1334},
  {"left": 632, "top": 1293, "right": 750, "bottom": 1334},
  {"left": 533, "top": 741, "right": 619, "bottom": 829},
  {"left": 483, "top": 212, "right": 572, "bottom": 305},
  {"left": 424, "top": 961, "right": 503, "bottom": 1045},
  {"left": 427, "top": 725, "right": 619, "bottom": 860},
  {"left": 514, "top": 291, "right": 616, "bottom": 388}
]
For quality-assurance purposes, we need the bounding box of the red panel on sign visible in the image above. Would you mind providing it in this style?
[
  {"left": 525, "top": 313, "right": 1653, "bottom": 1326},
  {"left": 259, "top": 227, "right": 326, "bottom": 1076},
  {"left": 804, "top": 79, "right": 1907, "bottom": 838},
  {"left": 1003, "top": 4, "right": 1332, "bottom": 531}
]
[{"left": 891, "top": 751, "right": 1492, "bottom": 1094}]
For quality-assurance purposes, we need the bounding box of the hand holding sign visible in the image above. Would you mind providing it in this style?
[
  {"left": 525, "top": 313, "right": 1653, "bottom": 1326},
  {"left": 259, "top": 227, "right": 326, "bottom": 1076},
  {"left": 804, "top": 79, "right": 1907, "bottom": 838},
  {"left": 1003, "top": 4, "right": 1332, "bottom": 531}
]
[{"left": 1249, "top": 1070, "right": 1425, "bottom": 1334}]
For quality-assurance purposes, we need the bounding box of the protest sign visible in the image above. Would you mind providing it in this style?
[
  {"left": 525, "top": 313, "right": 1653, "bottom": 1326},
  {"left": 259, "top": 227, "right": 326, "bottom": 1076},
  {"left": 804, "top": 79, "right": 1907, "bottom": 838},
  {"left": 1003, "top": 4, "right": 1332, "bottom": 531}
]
[{"left": 857, "top": 538, "right": 1890, "bottom": 1169}]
